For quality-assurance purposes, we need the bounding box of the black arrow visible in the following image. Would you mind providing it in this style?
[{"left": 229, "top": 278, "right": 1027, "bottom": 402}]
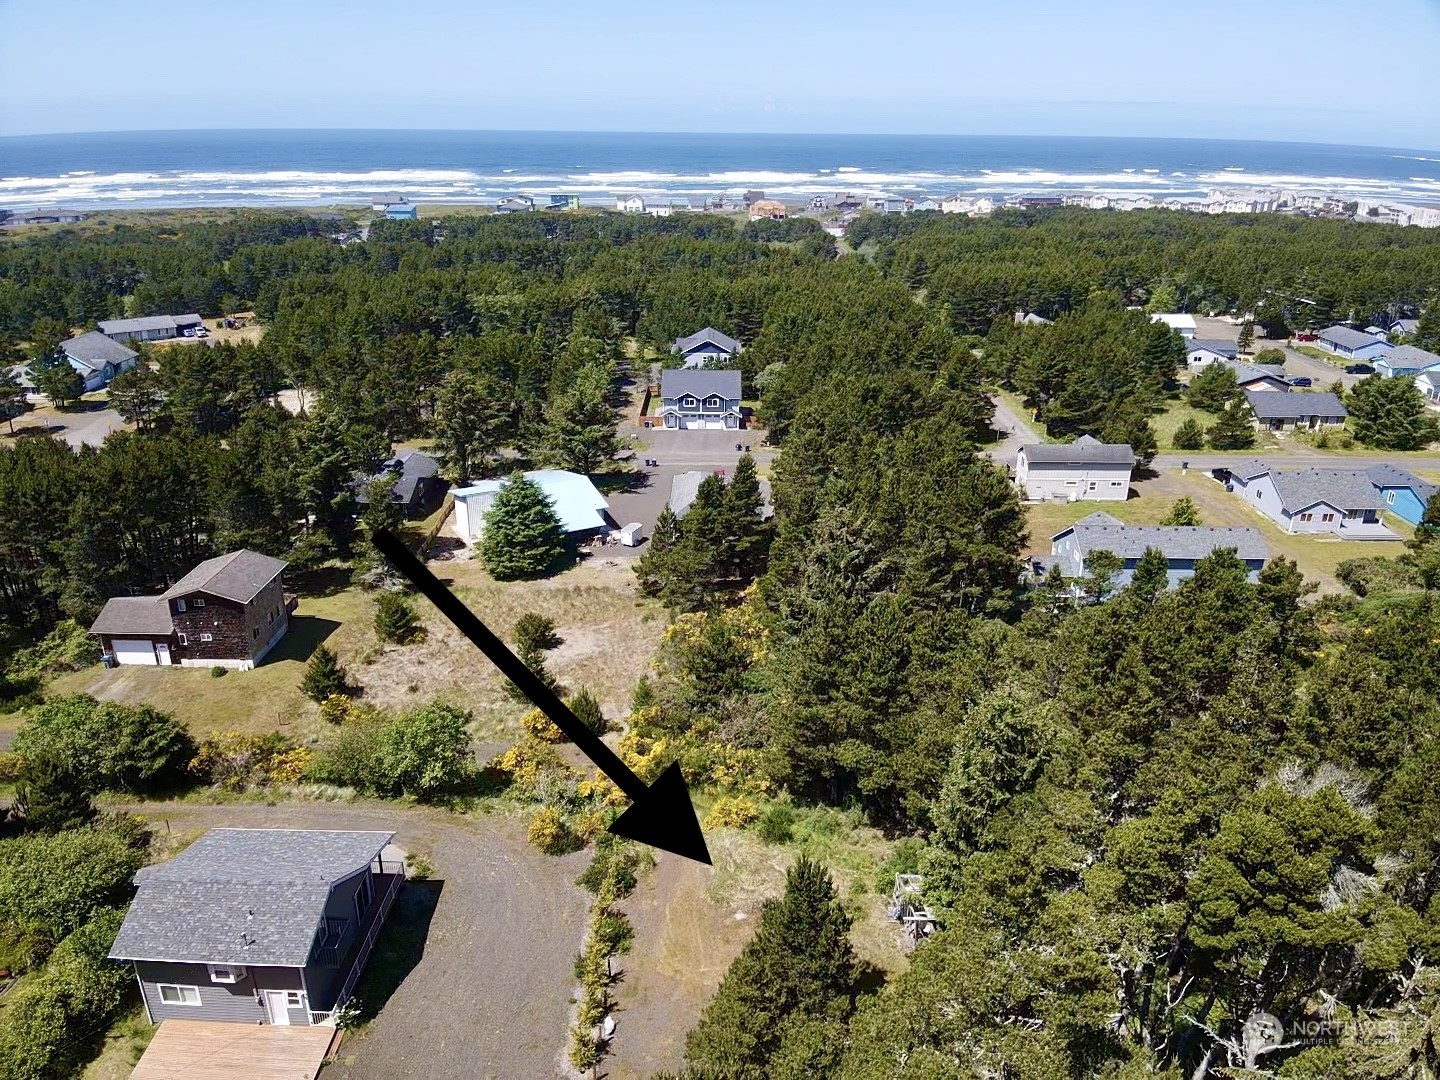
[{"left": 372, "top": 529, "right": 711, "bottom": 865}]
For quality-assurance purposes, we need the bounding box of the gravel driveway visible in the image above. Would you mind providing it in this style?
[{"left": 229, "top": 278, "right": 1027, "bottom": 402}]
[{"left": 121, "top": 800, "right": 593, "bottom": 1079}]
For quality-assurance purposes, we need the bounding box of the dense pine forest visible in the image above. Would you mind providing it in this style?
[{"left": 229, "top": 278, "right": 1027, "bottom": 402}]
[{"left": 4, "top": 207, "right": 1440, "bottom": 1077}]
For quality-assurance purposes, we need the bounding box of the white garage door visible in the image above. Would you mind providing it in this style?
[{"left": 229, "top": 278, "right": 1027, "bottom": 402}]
[{"left": 111, "top": 639, "right": 157, "bottom": 666}]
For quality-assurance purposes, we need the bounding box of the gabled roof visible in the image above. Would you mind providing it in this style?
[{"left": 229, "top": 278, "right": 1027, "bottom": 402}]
[
  {"left": 1020, "top": 433, "right": 1136, "bottom": 466},
  {"left": 661, "top": 368, "right": 743, "bottom": 400},
  {"left": 672, "top": 327, "right": 742, "bottom": 355},
  {"left": 160, "top": 550, "right": 287, "bottom": 603},
  {"left": 1188, "top": 338, "right": 1239, "bottom": 358},
  {"left": 109, "top": 829, "right": 394, "bottom": 966},
  {"left": 358, "top": 450, "right": 441, "bottom": 506},
  {"left": 89, "top": 596, "right": 174, "bottom": 637},
  {"left": 1228, "top": 457, "right": 1274, "bottom": 481},
  {"left": 1366, "top": 463, "right": 1437, "bottom": 503},
  {"left": 98, "top": 314, "right": 202, "bottom": 335},
  {"left": 1378, "top": 344, "right": 1440, "bottom": 371},
  {"left": 1226, "top": 361, "right": 1290, "bottom": 386},
  {"left": 1268, "top": 469, "right": 1386, "bottom": 514},
  {"left": 1394, "top": 318, "right": 1420, "bottom": 335},
  {"left": 1014, "top": 312, "right": 1052, "bottom": 326},
  {"left": 61, "top": 331, "right": 137, "bottom": 371},
  {"left": 1317, "top": 325, "right": 1393, "bottom": 351},
  {"left": 452, "top": 470, "right": 609, "bottom": 533},
  {"left": 1054, "top": 520, "right": 1268, "bottom": 562},
  {"left": 1242, "top": 390, "right": 1347, "bottom": 419}
]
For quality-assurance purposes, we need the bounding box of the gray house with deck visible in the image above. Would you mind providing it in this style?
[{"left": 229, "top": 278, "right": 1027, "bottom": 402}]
[
  {"left": 1045, "top": 511, "right": 1268, "bottom": 592},
  {"left": 1225, "top": 459, "right": 1394, "bottom": 538},
  {"left": 109, "top": 829, "right": 404, "bottom": 1028}
]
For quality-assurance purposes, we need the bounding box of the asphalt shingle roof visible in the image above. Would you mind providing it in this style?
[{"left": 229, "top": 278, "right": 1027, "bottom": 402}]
[
  {"left": 89, "top": 596, "right": 175, "bottom": 637},
  {"left": 1367, "top": 463, "right": 1437, "bottom": 503},
  {"left": 160, "top": 550, "right": 287, "bottom": 604},
  {"left": 1380, "top": 344, "right": 1440, "bottom": 371},
  {"left": 358, "top": 451, "right": 440, "bottom": 506},
  {"left": 1227, "top": 361, "right": 1289, "bottom": 385},
  {"left": 1021, "top": 434, "right": 1136, "bottom": 466},
  {"left": 1243, "top": 390, "right": 1348, "bottom": 419},
  {"left": 61, "top": 331, "right": 137, "bottom": 371},
  {"left": 1317, "top": 325, "right": 1390, "bottom": 351},
  {"left": 109, "top": 829, "right": 394, "bottom": 966},
  {"left": 1269, "top": 469, "right": 1386, "bottom": 513},
  {"left": 1058, "top": 521, "right": 1269, "bottom": 562},
  {"left": 661, "top": 369, "right": 743, "bottom": 399},
  {"left": 1189, "top": 338, "right": 1239, "bottom": 358},
  {"left": 98, "top": 314, "right": 202, "bottom": 336},
  {"left": 672, "top": 327, "right": 741, "bottom": 355}
]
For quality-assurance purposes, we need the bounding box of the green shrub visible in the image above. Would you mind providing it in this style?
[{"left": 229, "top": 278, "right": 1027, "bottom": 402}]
[
  {"left": 575, "top": 833, "right": 647, "bottom": 898},
  {"left": 513, "top": 613, "right": 562, "bottom": 653},
  {"left": 189, "top": 732, "right": 311, "bottom": 790},
  {"left": 568, "top": 687, "right": 607, "bottom": 736},
  {"left": 210, "top": 665, "right": 227, "bottom": 678},
  {"left": 368, "top": 701, "right": 476, "bottom": 801},
  {"left": 590, "top": 908, "right": 634, "bottom": 956},
  {"left": 874, "top": 836, "right": 928, "bottom": 896},
  {"left": 374, "top": 592, "right": 419, "bottom": 644},
  {"left": 757, "top": 803, "right": 796, "bottom": 845},
  {"left": 0, "top": 826, "right": 144, "bottom": 954},
  {"left": 12, "top": 695, "right": 196, "bottom": 795},
  {"left": 301, "top": 644, "right": 350, "bottom": 702},
  {"left": 14, "top": 754, "right": 95, "bottom": 834},
  {"left": 5, "top": 620, "right": 99, "bottom": 685}
]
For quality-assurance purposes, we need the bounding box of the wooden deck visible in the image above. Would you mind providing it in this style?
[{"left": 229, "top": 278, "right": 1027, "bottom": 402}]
[{"left": 130, "top": 1020, "right": 336, "bottom": 1079}]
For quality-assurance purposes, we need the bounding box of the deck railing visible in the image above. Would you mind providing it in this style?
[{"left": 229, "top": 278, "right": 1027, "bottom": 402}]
[{"left": 310, "top": 868, "right": 404, "bottom": 1027}]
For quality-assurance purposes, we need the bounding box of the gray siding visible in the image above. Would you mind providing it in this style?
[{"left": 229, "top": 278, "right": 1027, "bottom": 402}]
[
  {"left": 1018, "top": 459, "right": 1132, "bottom": 502},
  {"left": 135, "top": 960, "right": 304, "bottom": 1024}
]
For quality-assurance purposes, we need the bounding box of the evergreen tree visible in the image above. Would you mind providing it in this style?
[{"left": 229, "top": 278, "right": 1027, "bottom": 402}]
[
  {"left": 33, "top": 353, "right": 84, "bottom": 407},
  {"left": 431, "top": 370, "right": 511, "bottom": 483},
  {"left": 480, "top": 474, "right": 570, "bottom": 581},
  {"left": 1129, "top": 546, "right": 1172, "bottom": 599},
  {"left": 684, "top": 857, "right": 858, "bottom": 1078},
  {"left": 374, "top": 591, "right": 419, "bottom": 643},
  {"left": 1101, "top": 412, "right": 1158, "bottom": 469},
  {"left": 1171, "top": 416, "right": 1206, "bottom": 450},
  {"left": 538, "top": 363, "right": 619, "bottom": 474},
  {"left": 15, "top": 754, "right": 96, "bottom": 833},
  {"left": 508, "top": 613, "right": 562, "bottom": 701},
  {"left": 725, "top": 454, "right": 769, "bottom": 578},
  {"left": 1346, "top": 375, "right": 1438, "bottom": 450},
  {"left": 107, "top": 366, "right": 164, "bottom": 429},
  {"left": 1206, "top": 398, "right": 1256, "bottom": 449},
  {"left": 635, "top": 506, "right": 683, "bottom": 597},
  {"left": 301, "top": 644, "right": 350, "bottom": 702},
  {"left": 1160, "top": 496, "right": 1202, "bottom": 526},
  {"left": 0, "top": 367, "right": 28, "bottom": 434},
  {"left": 1187, "top": 363, "right": 1240, "bottom": 412},
  {"left": 1082, "top": 549, "right": 1124, "bottom": 602},
  {"left": 567, "top": 687, "right": 606, "bottom": 735},
  {"left": 1407, "top": 491, "right": 1440, "bottom": 550},
  {"left": 1237, "top": 318, "right": 1255, "bottom": 353}
]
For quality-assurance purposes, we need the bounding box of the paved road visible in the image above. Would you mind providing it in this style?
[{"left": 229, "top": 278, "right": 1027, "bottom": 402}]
[
  {"left": 987, "top": 394, "right": 1043, "bottom": 467},
  {"left": 122, "top": 800, "right": 593, "bottom": 1079},
  {"left": 1263, "top": 339, "right": 1365, "bottom": 390},
  {"left": 1154, "top": 452, "right": 1440, "bottom": 471}
]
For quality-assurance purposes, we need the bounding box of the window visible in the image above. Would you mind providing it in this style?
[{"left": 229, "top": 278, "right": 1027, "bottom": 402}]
[
  {"left": 192, "top": 598, "right": 205, "bottom": 608},
  {"left": 207, "top": 965, "right": 246, "bottom": 984},
  {"left": 158, "top": 984, "right": 202, "bottom": 1006},
  {"left": 252, "top": 627, "right": 260, "bottom": 640},
  {"left": 285, "top": 991, "right": 303, "bottom": 1008},
  {"left": 177, "top": 632, "right": 188, "bottom": 646},
  {"left": 1387, "top": 491, "right": 1397, "bottom": 505},
  {"left": 1300, "top": 513, "right": 1314, "bottom": 522},
  {"left": 1322, "top": 513, "right": 1335, "bottom": 523},
  {"left": 1111, "top": 481, "right": 1123, "bottom": 487},
  {"left": 199, "top": 632, "right": 213, "bottom": 642},
  {"left": 175, "top": 599, "right": 186, "bottom": 613}
]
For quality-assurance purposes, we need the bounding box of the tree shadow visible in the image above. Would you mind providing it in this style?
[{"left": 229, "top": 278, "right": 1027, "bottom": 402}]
[
  {"left": 288, "top": 565, "right": 354, "bottom": 598},
  {"left": 593, "top": 471, "right": 650, "bottom": 495},
  {"left": 258, "top": 616, "right": 341, "bottom": 666},
  {"left": 854, "top": 958, "right": 889, "bottom": 998},
  {"left": 346, "top": 879, "right": 444, "bottom": 1023}
]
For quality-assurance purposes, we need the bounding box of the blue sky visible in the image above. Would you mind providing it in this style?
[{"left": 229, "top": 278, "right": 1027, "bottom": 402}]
[{"left": 3, "top": 0, "right": 1439, "bottom": 147}]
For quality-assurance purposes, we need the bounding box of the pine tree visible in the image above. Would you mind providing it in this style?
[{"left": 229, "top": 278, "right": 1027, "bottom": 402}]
[
  {"left": 374, "top": 591, "right": 419, "bottom": 643},
  {"left": 1188, "top": 364, "right": 1240, "bottom": 412},
  {"left": 725, "top": 454, "right": 769, "bottom": 578},
  {"left": 636, "top": 506, "right": 682, "bottom": 597},
  {"left": 1347, "top": 376, "right": 1438, "bottom": 450},
  {"left": 684, "top": 857, "right": 858, "bottom": 1078},
  {"left": 15, "top": 753, "right": 96, "bottom": 833},
  {"left": 0, "top": 366, "right": 28, "bottom": 434},
  {"left": 1206, "top": 398, "right": 1256, "bottom": 449},
  {"left": 33, "top": 353, "right": 84, "bottom": 407},
  {"left": 107, "top": 366, "right": 164, "bottom": 429},
  {"left": 1101, "top": 412, "right": 1158, "bottom": 469},
  {"left": 538, "top": 363, "right": 619, "bottom": 474},
  {"left": 480, "top": 474, "right": 570, "bottom": 581},
  {"left": 1160, "top": 496, "right": 1202, "bottom": 526},
  {"left": 568, "top": 687, "right": 606, "bottom": 735},
  {"left": 431, "top": 370, "right": 511, "bottom": 483},
  {"left": 1129, "top": 546, "right": 1172, "bottom": 599},
  {"left": 301, "top": 644, "right": 350, "bottom": 702},
  {"left": 508, "top": 613, "right": 563, "bottom": 701},
  {"left": 1237, "top": 319, "right": 1255, "bottom": 353},
  {"left": 1408, "top": 491, "right": 1440, "bottom": 551},
  {"left": 1172, "top": 416, "right": 1206, "bottom": 450},
  {"left": 1083, "top": 549, "right": 1124, "bottom": 602}
]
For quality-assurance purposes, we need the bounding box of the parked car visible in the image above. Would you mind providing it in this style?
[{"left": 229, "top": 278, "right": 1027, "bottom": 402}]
[
  {"left": 1344, "top": 363, "right": 1375, "bottom": 375},
  {"left": 194, "top": 326, "right": 209, "bottom": 338},
  {"left": 1289, "top": 376, "right": 1313, "bottom": 387}
]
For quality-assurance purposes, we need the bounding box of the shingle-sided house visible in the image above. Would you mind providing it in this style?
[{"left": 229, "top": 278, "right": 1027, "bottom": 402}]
[
  {"left": 1366, "top": 463, "right": 1437, "bottom": 526},
  {"left": 1014, "top": 435, "right": 1136, "bottom": 502},
  {"left": 109, "top": 829, "right": 404, "bottom": 1028},
  {"left": 60, "top": 331, "right": 138, "bottom": 392},
  {"left": 1374, "top": 344, "right": 1440, "bottom": 379},
  {"left": 1045, "top": 511, "right": 1268, "bottom": 591},
  {"left": 1314, "top": 325, "right": 1395, "bottom": 361},
  {"left": 451, "top": 469, "right": 610, "bottom": 545},
  {"left": 1151, "top": 313, "right": 1197, "bottom": 339},
  {"left": 98, "top": 314, "right": 204, "bottom": 343},
  {"left": 659, "top": 369, "right": 743, "bottom": 430},
  {"left": 1186, "top": 339, "right": 1240, "bottom": 370},
  {"left": 355, "top": 450, "right": 446, "bottom": 519},
  {"left": 1225, "top": 460, "right": 1393, "bottom": 537},
  {"left": 1243, "top": 390, "right": 1348, "bottom": 431},
  {"left": 671, "top": 327, "right": 742, "bottom": 370},
  {"left": 89, "top": 550, "right": 292, "bottom": 669}
]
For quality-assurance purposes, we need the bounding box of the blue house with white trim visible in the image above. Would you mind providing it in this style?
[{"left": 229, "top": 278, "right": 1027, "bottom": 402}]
[
  {"left": 1314, "top": 325, "right": 1394, "bottom": 362},
  {"left": 1373, "top": 344, "right": 1440, "bottom": 379},
  {"left": 1367, "top": 464, "right": 1436, "bottom": 525}
]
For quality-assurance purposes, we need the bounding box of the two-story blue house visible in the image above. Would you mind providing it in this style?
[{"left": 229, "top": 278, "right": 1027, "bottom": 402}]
[
  {"left": 109, "top": 829, "right": 404, "bottom": 1029},
  {"left": 659, "top": 369, "right": 743, "bottom": 430},
  {"left": 671, "top": 327, "right": 742, "bottom": 369}
]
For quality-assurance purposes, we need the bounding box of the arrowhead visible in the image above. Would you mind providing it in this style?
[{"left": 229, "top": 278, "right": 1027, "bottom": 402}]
[{"left": 608, "top": 762, "right": 712, "bottom": 865}]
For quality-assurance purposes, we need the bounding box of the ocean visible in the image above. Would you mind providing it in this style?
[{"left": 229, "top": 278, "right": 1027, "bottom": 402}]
[{"left": 2, "top": 130, "right": 1439, "bottom": 211}]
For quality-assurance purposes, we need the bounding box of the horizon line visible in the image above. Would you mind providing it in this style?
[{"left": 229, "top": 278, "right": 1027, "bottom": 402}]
[{"left": 2, "top": 126, "right": 1438, "bottom": 156}]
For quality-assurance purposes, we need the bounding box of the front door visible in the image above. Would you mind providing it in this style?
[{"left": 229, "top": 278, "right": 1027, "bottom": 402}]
[
  {"left": 155, "top": 642, "right": 172, "bottom": 665},
  {"left": 264, "top": 990, "right": 292, "bottom": 1026}
]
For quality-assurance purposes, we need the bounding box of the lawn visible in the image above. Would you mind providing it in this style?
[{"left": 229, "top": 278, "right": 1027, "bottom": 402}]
[
  {"left": 1293, "top": 344, "right": 1350, "bottom": 368},
  {"left": 1022, "top": 469, "right": 1409, "bottom": 595},
  {"left": 21, "top": 548, "right": 666, "bottom": 748},
  {"left": 1150, "top": 400, "right": 1213, "bottom": 450}
]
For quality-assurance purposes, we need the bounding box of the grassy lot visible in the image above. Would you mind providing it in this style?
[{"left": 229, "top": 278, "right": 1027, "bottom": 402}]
[
  {"left": 79, "top": 1000, "right": 155, "bottom": 1080},
  {"left": 1293, "top": 344, "right": 1350, "bottom": 368},
  {"left": 1150, "top": 400, "right": 1213, "bottom": 450},
  {"left": 1022, "top": 469, "right": 1409, "bottom": 594},
  {"left": 19, "top": 549, "right": 665, "bottom": 748}
]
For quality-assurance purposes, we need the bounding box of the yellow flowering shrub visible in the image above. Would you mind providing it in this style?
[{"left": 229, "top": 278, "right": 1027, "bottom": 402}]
[
  {"left": 520, "top": 707, "right": 565, "bottom": 743},
  {"left": 574, "top": 808, "right": 611, "bottom": 842},
  {"left": 488, "top": 739, "right": 571, "bottom": 798},
  {"left": 578, "top": 769, "right": 625, "bottom": 807},
  {"left": 703, "top": 795, "right": 759, "bottom": 830},
  {"left": 318, "top": 694, "right": 361, "bottom": 726},
  {"left": 190, "top": 731, "right": 311, "bottom": 791},
  {"left": 527, "top": 806, "right": 573, "bottom": 854}
]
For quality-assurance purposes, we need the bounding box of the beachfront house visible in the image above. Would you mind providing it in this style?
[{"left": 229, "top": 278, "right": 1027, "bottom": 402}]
[
  {"left": 1373, "top": 344, "right": 1440, "bottom": 379},
  {"left": 1314, "top": 325, "right": 1394, "bottom": 361},
  {"left": 451, "top": 470, "right": 610, "bottom": 545},
  {"left": 1186, "top": 339, "right": 1240, "bottom": 370},
  {"left": 494, "top": 196, "right": 535, "bottom": 214},
  {"left": 60, "top": 332, "right": 139, "bottom": 392},
  {"left": 89, "top": 549, "right": 292, "bottom": 669},
  {"left": 1014, "top": 435, "right": 1136, "bottom": 503},
  {"left": 1043, "top": 511, "right": 1268, "bottom": 593},
  {"left": 617, "top": 195, "right": 646, "bottom": 213},
  {"left": 1243, "top": 390, "right": 1348, "bottom": 431},
  {"left": 671, "top": 327, "right": 742, "bottom": 369},
  {"left": 371, "top": 193, "right": 408, "bottom": 212},
  {"left": 108, "top": 828, "right": 404, "bottom": 1028},
  {"left": 1151, "top": 313, "right": 1197, "bottom": 339},
  {"left": 659, "top": 369, "right": 744, "bottom": 430},
  {"left": 99, "top": 314, "right": 204, "bottom": 343},
  {"left": 1224, "top": 460, "right": 1394, "bottom": 538}
]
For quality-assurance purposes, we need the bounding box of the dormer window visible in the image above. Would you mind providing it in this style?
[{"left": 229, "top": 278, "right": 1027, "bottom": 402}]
[{"left": 175, "top": 599, "right": 186, "bottom": 612}]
